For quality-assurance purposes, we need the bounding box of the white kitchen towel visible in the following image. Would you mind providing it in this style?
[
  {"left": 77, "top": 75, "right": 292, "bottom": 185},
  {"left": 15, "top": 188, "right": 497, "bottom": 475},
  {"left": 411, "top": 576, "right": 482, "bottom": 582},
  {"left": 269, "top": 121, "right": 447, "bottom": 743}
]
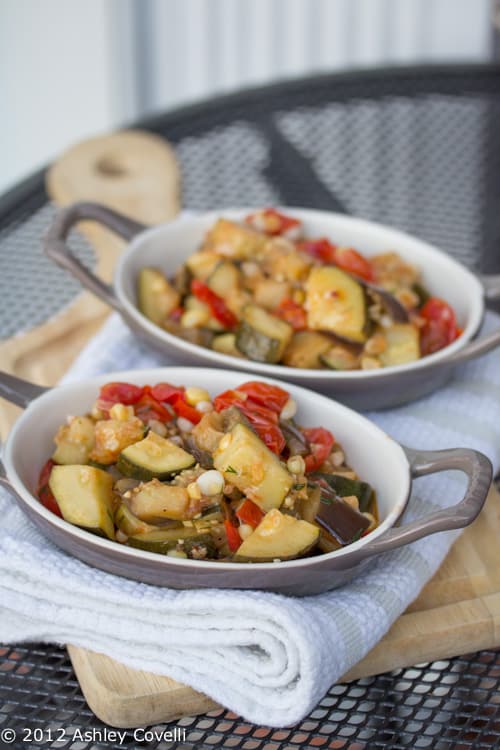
[{"left": 1, "top": 312, "right": 499, "bottom": 727}]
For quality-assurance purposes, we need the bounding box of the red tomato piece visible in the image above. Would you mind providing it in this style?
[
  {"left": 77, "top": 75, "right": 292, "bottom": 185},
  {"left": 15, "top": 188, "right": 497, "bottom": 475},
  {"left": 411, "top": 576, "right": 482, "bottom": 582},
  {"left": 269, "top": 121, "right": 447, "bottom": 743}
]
[
  {"left": 99, "top": 382, "right": 145, "bottom": 405},
  {"left": 420, "top": 298, "right": 460, "bottom": 356},
  {"left": 298, "top": 238, "right": 374, "bottom": 281},
  {"left": 169, "top": 306, "right": 184, "bottom": 322},
  {"left": 214, "top": 387, "right": 285, "bottom": 454},
  {"left": 247, "top": 417, "right": 286, "bottom": 455},
  {"left": 38, "top": 458, "right": 55, "bottom": 490},
  {"left": 236, "top": 499, "right": 265, "bottom": 529},
  {"left": 172, "top": 395, "right": 202, "bottom": 425},
  {"left": 333, "top": 246, "right": 374, "bottom": 282},
  {"left": 298, "top": 237, "right": 337, "bottom": 263},
  {"left": 245, "top": 208, "right": 302, "bottom": 236},
  {"left": 224, "top": 519, "right": 242, "bottom": 552},
  {"left": 37, "top": 459, "right": 62, "bottom": 517},
  {"left": 274, "top": 298, "right": 307, "bottom": 330},
  {"left": 303, "top": 427, "right": 335, "bottom": 473},
  {"left": 38, "top": 485, "right": 62, "bottom": 517},
  {"left": 213, "top": 389, "right": 248, "bottom": 412},
  {"left": 135, "top": 392, "right": 174, "bottom": 423},
  {"left": 150, "top": 382, "right": 185, "bottom": 404},
  {"left": 236, "top": 381, "right": 290, "bottom": 414},
  {"left": 191, "top": 279, "right": 238, "bottom": 329}
]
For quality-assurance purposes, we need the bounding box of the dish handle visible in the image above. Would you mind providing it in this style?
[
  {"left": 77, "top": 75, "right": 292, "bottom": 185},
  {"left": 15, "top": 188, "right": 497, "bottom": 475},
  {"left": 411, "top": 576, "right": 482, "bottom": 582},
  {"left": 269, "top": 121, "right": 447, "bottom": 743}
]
[
  {"left": 355, "top": 446, "right": 492, "bottom": 560},
  {"left": 0, "top": 371, "right": 49, "bottom": 409},
  {"left": 44, "top": 201, "right": 147, "bottom": 312}
]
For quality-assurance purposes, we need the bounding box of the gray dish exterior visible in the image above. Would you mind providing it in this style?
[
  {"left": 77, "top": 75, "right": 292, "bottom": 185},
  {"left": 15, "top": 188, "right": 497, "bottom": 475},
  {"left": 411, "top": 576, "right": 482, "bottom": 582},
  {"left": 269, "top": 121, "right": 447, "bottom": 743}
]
[
  {"left": 0, "top": 371, "right": 493, "bottom": 596},
  {"left": 44, "top": 202, "right": 500, "bottom": 410},
  {"left": 122, "top": 313, "right": 455, "bottom": 410}
]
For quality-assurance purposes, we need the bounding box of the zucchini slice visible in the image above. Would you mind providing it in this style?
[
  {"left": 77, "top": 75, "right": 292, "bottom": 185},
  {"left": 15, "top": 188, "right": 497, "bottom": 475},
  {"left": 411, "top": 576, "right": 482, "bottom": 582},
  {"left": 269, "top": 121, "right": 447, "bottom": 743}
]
[
  {"left": 117, "top": 432, "right": 195, "bottom": 481},
  {"left": 137, "top": 267, "right": 180, "bottom": 325},
  {"left": 379, "top": 324, "right": 420, "bottom": 367},
  {"left": 186, "top": 250, "right": 222, "bottom": 281},
  {"left": 319, "top": 345, "right": 360, "bottom": 370},
  {"left": 49, "top": 465, "right": 115, "bottom": 540},
  {"left": 114, "top": 503, "right": 161, "bottom": 536},
  {"left": 213, "top": 424, "right": 293, "bottom": 511},
  {"left": 253, "top": 279, "right": 291, "bottom": 310},
  {"left": 129, "top": 480, "right": 190, "bottom": 521},
  {"left": 305, "top": 266, "right": 367, "bottom": 343},
  {"left": 235, "top": 509, "right": 319, "bottom": 561},
  {"left": 127, "top": 529, "right": 216, "bottom": 558},
  {"left": 52, "top": 416, "right": 95, "bottom": 465},
  {"left": 212, "top": 333, "right": 245, "bottom": 358},
  {"left": 236, "top": 305, "right": 292, "bottom": 363},
  {"left": 207, "top": 260, "right": 241, "bottom": 296},
  {"left": 282, "top": 331, "right": 332, "bottom": 369}
]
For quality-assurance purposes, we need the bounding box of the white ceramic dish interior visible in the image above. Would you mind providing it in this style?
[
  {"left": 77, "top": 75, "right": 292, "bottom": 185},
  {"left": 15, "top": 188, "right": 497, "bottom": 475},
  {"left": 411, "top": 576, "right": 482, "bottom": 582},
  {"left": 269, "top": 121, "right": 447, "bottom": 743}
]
[
  {"left": 44, "top": 204, "right": 500, "bottom": 409},
  {"left": 0, "top": 367, "right": 492, "bottom": 595}
]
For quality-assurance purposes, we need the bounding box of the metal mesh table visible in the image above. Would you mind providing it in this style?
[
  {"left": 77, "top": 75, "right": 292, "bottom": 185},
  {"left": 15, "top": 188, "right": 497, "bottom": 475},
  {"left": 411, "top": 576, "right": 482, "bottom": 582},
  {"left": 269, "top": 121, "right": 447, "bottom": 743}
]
[{"left": 1, "top": 64, "right": 499, "bottom": 748}]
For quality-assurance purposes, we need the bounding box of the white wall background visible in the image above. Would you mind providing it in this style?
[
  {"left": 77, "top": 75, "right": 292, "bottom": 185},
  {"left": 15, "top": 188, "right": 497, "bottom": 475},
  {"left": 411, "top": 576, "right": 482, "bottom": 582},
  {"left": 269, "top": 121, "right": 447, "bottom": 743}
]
[{"left": 0, "top": 0, "right": 494, "bottom": 194}]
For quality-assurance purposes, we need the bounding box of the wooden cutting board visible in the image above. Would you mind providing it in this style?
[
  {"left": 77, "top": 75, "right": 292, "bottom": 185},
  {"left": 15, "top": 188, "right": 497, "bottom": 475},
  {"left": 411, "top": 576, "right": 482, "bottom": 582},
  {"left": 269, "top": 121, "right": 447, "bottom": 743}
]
[
  {"left": 1, "top": 130, "right": 499, "bottom": 729},
  {"left": 65, "top": 486, "right": 500, "bottom": 727},
  {"left": 0, "top": 129, "right": 181, "bottom": 438}
]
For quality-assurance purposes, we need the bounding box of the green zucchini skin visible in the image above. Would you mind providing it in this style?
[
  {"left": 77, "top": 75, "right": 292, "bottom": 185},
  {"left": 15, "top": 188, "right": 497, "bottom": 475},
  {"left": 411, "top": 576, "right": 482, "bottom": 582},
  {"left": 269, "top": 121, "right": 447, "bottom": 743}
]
[
  {"left": 127, "top": 529, "right": 216, "bottom": 558},
  {"left": 319, "top": 345, "right": 360, "bottom": 371},
  {"left": 117, "top": 432, "right": 195, "bottom": 481},
  {"left": 236, "top": 320, "right": 282, "bottom": 363},
  {"left": 207, "top": 260, "right": 240, "bottom": 296},
  {"left": 282, "top": 331, "right": 332, "bottom": 369},
  {"left": 49, "top": 465, "right": 115, "bottom": 540},
  {"left": 236, "top": 304, "right": 292, "bottom": 363},
  {"left": 137, "top": 267, "right": 180, "bottom": 325}
]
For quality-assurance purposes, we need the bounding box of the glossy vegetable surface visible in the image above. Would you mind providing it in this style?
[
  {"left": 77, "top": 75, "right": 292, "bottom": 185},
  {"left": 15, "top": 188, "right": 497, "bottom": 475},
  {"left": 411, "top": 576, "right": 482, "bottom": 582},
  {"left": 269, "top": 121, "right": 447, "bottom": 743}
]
[
  {"left": 39, "top": 379, "right": 378, "bottom": 562},
  {"left": 136, "top": 208, "right": 462, "bottom": 370}
]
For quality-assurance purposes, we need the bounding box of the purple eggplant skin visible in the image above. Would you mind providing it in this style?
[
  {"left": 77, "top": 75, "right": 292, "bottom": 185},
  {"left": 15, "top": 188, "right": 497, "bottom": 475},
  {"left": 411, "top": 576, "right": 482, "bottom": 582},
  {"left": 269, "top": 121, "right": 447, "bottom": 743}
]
[{"left": 311, "top": 477, "right": 371, "bottom": 545}]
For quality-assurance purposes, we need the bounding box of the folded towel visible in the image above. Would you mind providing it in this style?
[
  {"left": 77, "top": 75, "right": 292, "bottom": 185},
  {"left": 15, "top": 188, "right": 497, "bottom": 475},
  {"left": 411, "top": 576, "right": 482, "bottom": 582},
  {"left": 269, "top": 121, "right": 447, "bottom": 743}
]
[{"left": 1, "top": 312, "right": 499, "bottom": 727}]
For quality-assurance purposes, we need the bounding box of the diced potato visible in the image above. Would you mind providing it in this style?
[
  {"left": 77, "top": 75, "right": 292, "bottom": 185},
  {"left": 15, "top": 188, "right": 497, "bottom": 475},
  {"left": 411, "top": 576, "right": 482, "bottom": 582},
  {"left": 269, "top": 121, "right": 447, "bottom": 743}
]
[
  {"left": 379, "top": 324, "right": 420, "bottom": 366},
  {"left": 254, "top": 279, "right": 291, "bottom": 310},
  {"left": 259, "top": 238, "right": 311, "bottom": 282},
  {"left": 90, "top": 417, "right": 145, "bottom": 465},
  {"left": 186, "top": 250, "right": 223, "bottom": 280},
  {"left": 204, "top": 219, "right": 267, "bottom": 260},
  {"left": 129, "top": 480, "right": 190, "bottom": 521},
  {"left": 52, "top": 416, "right": 95, "bottom": 465}
]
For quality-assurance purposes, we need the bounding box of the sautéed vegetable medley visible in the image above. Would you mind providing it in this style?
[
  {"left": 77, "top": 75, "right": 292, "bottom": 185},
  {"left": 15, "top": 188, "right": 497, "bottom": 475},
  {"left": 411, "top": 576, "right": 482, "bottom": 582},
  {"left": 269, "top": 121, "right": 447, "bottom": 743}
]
[
  {"left": 137, "top": 208, "right": 461, "bottom": 370},
  {"left": 37, "top": 379, "right": 378, "bottom": 562}
]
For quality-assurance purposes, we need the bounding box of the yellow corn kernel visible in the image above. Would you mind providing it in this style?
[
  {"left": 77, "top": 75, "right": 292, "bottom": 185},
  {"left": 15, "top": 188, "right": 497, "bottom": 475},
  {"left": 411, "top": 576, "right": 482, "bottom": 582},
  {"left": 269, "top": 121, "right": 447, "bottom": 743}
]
[
  {"left": 287, "top": 455, "right": 305, "bottom": 475},
  {"left": 187, "top": 482, "right": 202, "bottom": 501},
  {"left": 109, "top": 403, "right": 135, "bottom": 421},
  {"left": 238, "top": 523, "right": 253, "bottom": 540},
  {"left": 292, "top": 288, "right": 306, "bottom": 305},
  {"left": 181, "top": 309, "right": 210, "bottom": 328},
  {"left": 185, "top": 386, "right": 211, "bottom": 406}
]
